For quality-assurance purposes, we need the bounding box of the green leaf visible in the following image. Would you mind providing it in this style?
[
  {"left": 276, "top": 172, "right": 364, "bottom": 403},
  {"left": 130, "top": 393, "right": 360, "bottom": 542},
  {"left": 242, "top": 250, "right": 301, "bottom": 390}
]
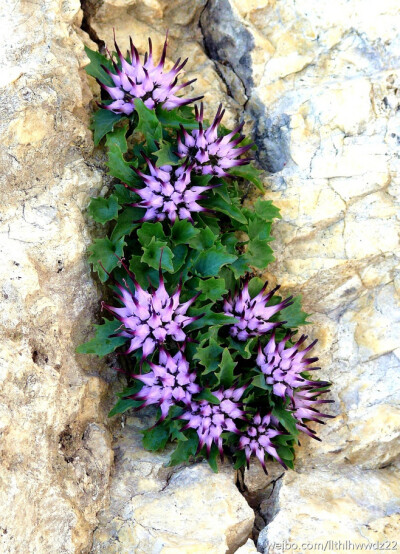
[
  {"left": 153, "top": 140, "right": 180, "bottom": 166},
  {"left": 108, "top": 398, "right": 142, "bottom": 418},
  {"left": 91, "top": 109, "right": 124, "bottom": 146},
  {"left": 168, "top": 429, "right": 199, "bottom": 466},
  {"left": 187, "top": 311, "right": 236, "bottom": 332},
  {"left": 141, "top": 237, "right": 174, "bottom": 272},
  {"left": 135, "top": 99, "right": 162, "bottom": 148},
  {"left": 169, "top": 420, "right": 187, "bottom": 442},
  {"left": 76, "top": 318, "right": 126, "bottom": 356},
  {"left": 201, "top": 192, "right": 247, "bottom": 224},
  {"left": 137, "top": 222, "right": 165, "bottom": 246},
  {"left": 188, "top": 226, "right": 215, "bottom": 250},
  {"left": 106, "top": 126, "right": 139, "bottom": 184},
  {"left": 221, "top": 233, "right": 239, "bottom": 254},
  {"left": 155, "top": 105, "right": 199, "bottom": 130},
  {"left": 228, "top": 164, "right": 264, "bottom": 192},
  {"left": 88, "top": 236, "right": 126, "bottom": 282},
  {"left": 281, "top": 295, "right": 311, "bottom": 328},
  {"left": 171, "top": 219, "right": 200, "bottom": 245},
  {"left": 196, "top": 278, "right": 227, "bottom": 302},
  {"left": 246, "top": 212, "right": 272, "bottom": 241},
  {"left": 194, "top": 244, "right": 237, "bottom": 277},
  {"left": 88, "top": 194, "right": 119, "bottom": 224},
  {"left": 129, "top": 255, "right": 158, "bottom": 289},
  {"left": 194, "top": 339, "right": 223, "bottom": 372},
  {"left": 277, "top": 445, "right": 295, "bottom": 461},
  {"left": 230, "top": 255, "right": 250, "bottom": 279},
  {"left": 113, "top": 183, "right": 136, "bottom": 204},
  {"left": 272, "top": 407, "right": 299, "bottom": 437},
  {"left": 207, "top": 443, "right": 219, "bottom": 473},
  {"left": 244, "top": 238, "right": 275, "bottom": 268},
  {"left": 142, "top": 425, "right": 170, "bottom": 451},
  {"left": 217, "top": 349, "right": 236, "bottom": 387},
  {"left": 171, "top": 244, "right": 187, "bottom": 272},
  {"left": 254, "top": 198, "right": 281, "bottom": 221},
  {"left": 228, "top": 337, "right": 257, "bottom": 360},
  {"left": 248, "top": 277, "right": 265, "bottom": 298},
  {"left": 110, "top": 207, "right": 142, "bottom": 241},
  {"left": 106, "top": 122, "right": 128, "bottom": 153},
  {"left": 195, "top": 389, "right": 221, "bottom": 404},
  {"left": 84, "top": 46, "right": 114, "bottom": 86},
  {"left": 220, "top": 267, "right": 236, "bottom": 292},
  {"left": 252, "top": 373, "right": 269, "bottom": 390},
  {"left": 233, "top": 449, "right": 246, "bottom": 470}
]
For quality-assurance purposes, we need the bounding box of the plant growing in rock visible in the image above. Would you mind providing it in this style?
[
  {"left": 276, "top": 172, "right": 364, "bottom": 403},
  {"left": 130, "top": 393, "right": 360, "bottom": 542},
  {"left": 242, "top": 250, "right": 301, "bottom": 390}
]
[{"left": 78, "top": 33, "right": 333, "bottom": 473}]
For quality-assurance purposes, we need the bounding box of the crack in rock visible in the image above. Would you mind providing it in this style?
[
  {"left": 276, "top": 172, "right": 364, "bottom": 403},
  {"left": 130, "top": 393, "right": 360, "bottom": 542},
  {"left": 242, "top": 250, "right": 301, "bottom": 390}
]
[{"left": 199, "top": 0, "right": 290, "bottom": 173}]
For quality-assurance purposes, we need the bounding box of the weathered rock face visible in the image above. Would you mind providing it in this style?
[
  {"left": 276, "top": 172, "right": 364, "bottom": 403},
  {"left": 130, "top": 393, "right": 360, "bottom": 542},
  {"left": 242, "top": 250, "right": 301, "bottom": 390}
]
[
  {"left": 1, "top": 0, "right": 399, "bottom": 552},
  {"left": 92, "top": 413, "right": 254, "bottom": 553},
  {"left": 0, "top": 0, "right": 115, "bottom": 552}
]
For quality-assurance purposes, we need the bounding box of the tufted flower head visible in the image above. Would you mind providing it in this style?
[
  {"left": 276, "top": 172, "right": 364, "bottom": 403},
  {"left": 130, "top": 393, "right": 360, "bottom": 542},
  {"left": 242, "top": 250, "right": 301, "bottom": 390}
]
[
  {"left": 256, "top": 333, "right": 329, "bottom": 400},
  {"left": 97, "top": 33, "right": 202, "bottom": 115},
  {"left": 179, "top": 386, "right": 247, "bottom": 457},
  {"left": 239, "top": 413, "right": 287, "bottom": 472},
  {"left": 129, "top": 155, "right": 217, "bottom": 223},
  {"left": 129, "top": 347, "right": 201, "bottom": 421},
  {"left": 177, "top": 103, "right": 254, "bottom": 177},
  {"left": 292, "top": 387, "right": 334, "bottom": 440},
  {"left": 223, "top": 281, "right": 293, "bottom": 341},
  {"left": 102, "top": 259, "right": 202, "bottom": 358}
]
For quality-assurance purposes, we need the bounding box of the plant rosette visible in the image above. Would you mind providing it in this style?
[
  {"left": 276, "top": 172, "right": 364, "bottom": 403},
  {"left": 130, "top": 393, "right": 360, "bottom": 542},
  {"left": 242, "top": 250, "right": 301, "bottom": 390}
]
[{"left": 78, "top": 32, "right": 334, "bottom": 473}]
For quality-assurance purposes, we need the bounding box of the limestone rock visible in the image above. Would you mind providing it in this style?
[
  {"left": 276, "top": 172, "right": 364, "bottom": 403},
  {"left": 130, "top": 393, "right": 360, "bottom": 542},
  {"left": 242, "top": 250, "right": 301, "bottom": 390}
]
[
  {"left": 243, "top": 461, "right": 285, "bottom": 495},
  {"left": 258, "top": 466, "right": 400, "bottom": 553},
  {"left": 0, "top": 0, "right": 113, "bottom": 552},
  {"left": 92, "top": 415, "right": 254, "bottom": 553},
  {"left": 236, "top": 538, "right": 259, "bottom": 553}
]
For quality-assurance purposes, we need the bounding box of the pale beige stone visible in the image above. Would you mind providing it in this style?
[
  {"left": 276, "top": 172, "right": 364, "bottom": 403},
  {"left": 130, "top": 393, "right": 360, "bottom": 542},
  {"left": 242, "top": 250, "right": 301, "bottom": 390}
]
[
  {"left": 236, "top": 538, "right": 259, "bottom": 553},
  {"left": 92, "top": 417, "right": 254, "bottom": 553},
  {"left": 243, "top": 461, "right": 285, "bottom": 494},
  {"left": 258, "top": 466, "right": 400, "bottom": 553},
  {"left": 0, "top": 0, "right": 113, "bottom": 552}
]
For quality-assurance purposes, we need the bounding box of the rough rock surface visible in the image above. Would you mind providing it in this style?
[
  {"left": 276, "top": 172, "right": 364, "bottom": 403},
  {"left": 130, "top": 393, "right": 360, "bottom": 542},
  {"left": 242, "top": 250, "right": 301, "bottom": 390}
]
[
  {"left": 1, "top": 0, "right": 400, "bottom": 552},
  {"left": 92, "top": 413, "right": 254, "bottom": 553},
  {"left": 0, "top": 1, "right": 115, "bottom": 552}
]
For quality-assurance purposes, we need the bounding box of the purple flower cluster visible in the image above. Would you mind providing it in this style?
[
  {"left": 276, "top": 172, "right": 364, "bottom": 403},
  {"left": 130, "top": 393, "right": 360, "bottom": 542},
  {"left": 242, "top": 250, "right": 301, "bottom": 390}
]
[
  {"left": 239, "top": 413, "right": 287, "bottom": 471},
  {"left": 98, "top": 34, "right": 201, "bottom": 114},
  {"left": 178, "top": 387, "right": 247, "bottom": 456},
  {"left": 224, "top": 281, "right": 293, "bottom": 341},
  {"left": 130, "top": 347, "right": 201, "bottom": 421},
  {"left": 130, "top": 156, "right": 216, "bottom": 223},
  {"left": 102, "top": 263, "right": 201, "bottom": 358},
  {"left": 292, "top": 388, "right": 334, "bottom": 440},
  {"left": 91, "top": 32, "right": 334, "bottom": 472},
  {"left": 256, "top": 333, "right": 326, "bottom": 400},
  {"left": 257, "top": 332, "right": 333, "bottom": 442},
  {"left": 177, "top": 103, "right": 253, "bottom": 177}
]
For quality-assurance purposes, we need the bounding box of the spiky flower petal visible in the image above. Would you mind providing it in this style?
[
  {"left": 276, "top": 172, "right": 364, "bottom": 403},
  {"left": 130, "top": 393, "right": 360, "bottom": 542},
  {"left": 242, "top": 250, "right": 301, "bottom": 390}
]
[
  {"left": 179, "top": 387, "right": 247, "bottom": 457},
  {"left": 292, "top": 387, "right": 334, "bottom": 440},
  {"left": 97, "top": 34, "right": 202, "bottom": 114},
  {"left": 224, "top": 281, "right": 293, "bottom": 341},
  {"left": 129, "top": 347, "right": 201, "bottom": 421},
  {"left": 102, "top": 261, "right": 202, "bottom": 358},
  {"left": 239, "top": 413, "right": 287, "bottom": 472},
  {"left": 257, "top": 333, "right": 329, "bottom": 400},
  {"left": 129, "top": 156, "right": 215, "bottom": 223},
  {"left": 177, "top": 103, "right": 254, "bottom": 177}
]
